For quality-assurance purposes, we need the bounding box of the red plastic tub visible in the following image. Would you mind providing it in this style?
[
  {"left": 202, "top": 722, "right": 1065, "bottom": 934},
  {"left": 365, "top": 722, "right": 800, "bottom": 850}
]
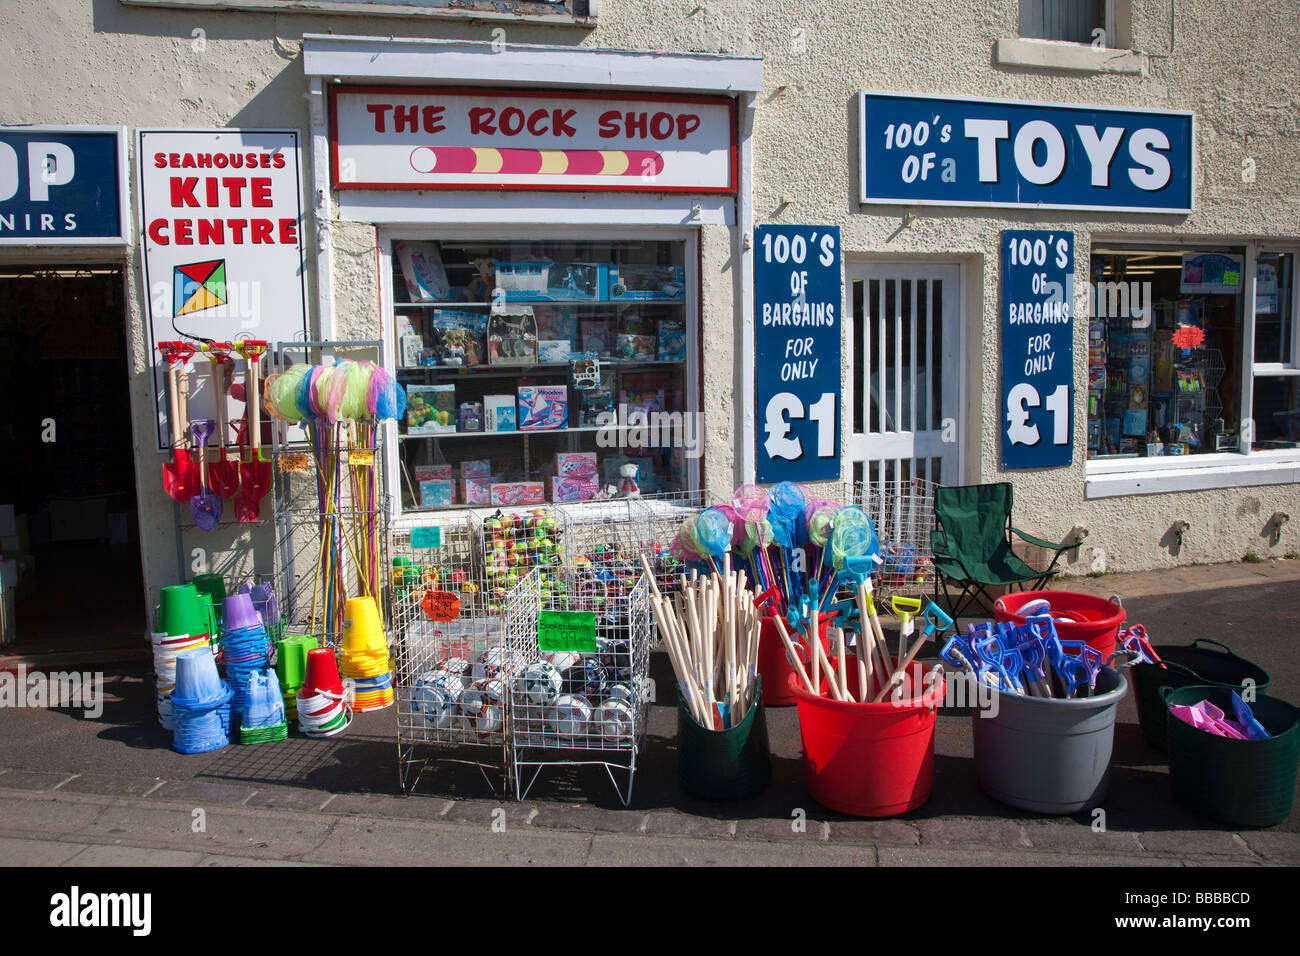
[
  {"left": 789, "top": 656, "right": 944, "bottom": 817},
  {"left": 757, "top": 614, "right": 829, "bottom": 706},
  {"left": 994, "top": 590, "right": 1125, "bottom": 663}
]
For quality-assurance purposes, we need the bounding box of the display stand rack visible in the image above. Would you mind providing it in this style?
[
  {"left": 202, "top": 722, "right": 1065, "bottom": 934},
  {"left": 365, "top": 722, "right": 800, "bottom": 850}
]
[{"left": 847, "top": 477, "right": 938, "bottom": 601}]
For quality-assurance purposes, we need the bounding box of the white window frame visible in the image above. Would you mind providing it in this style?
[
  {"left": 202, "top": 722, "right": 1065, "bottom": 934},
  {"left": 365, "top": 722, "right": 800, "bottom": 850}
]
[
  {"left": 998, "top": 0, "right": 1146, "bottom": 74},
  {"left": 1085, "top": 239, "right": 1300, "bottom": 499},
  {"left": 377, "top": 224, "right": 703, "bottom": 527}
]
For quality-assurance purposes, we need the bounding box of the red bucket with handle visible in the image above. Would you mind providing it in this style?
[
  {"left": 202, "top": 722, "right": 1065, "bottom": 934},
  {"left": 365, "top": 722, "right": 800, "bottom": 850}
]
[
  {"left": 994, "top": 590, "right": 1125, "bottom": 663},
  {"left": 790, "top": 657, "right": 944, "bottom": 817},
  {"left": 757, "top": 614, "right": 829, "bottom": 706}
]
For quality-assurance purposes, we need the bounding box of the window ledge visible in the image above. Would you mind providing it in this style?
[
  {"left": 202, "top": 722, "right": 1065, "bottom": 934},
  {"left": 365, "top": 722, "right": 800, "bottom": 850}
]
[
  {"left": 1086, "top": 454, "right": 1300, "bottom": 499},
  {"left": 996, "top": 37, "right": 1146, "bottom": 75},
  {"left": 120, "top": 0, "right": 597, "bottom": 26}
]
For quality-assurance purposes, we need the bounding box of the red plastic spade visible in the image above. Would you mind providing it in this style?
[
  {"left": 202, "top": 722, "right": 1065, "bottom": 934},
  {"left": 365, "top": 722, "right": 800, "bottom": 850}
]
[
  {"left": 235, "top": 339, "right": 272, "bottom": 502},
  {"left": 203, "top": 342, "right": 241, "bottom": 499},
  {"left": 231, "top": 418, "right": 261, "bottom": 523},
  {"left": 159, "top": 341, "right": 199, "bottom": 502}
]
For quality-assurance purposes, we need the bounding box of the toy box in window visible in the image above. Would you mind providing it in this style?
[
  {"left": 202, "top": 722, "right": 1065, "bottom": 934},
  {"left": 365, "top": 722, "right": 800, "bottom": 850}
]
[
  {"left": 538, "top": 340, "right": 572, "bottom": 363},
  {"left": 431, "top": 310, "right": 488, "bottom": 367},
  {"left": 406, "top": 384, "right": 456, "bottom": 434},
  {"left": 580, "top": 319, "right": 611, "bottom": 356},
  {"left": 536, "top": 306, "right": 579, "bottom": 342},
  {"left": 615, "top": 334, "right": 657, "bottom": 361},
  {"left": 518, "top": 385, "right": 568, "bottom": 431},
  {"left": 658, "top": 320, "right": 686, "bottom": 361},
  {"left": 394, "top": 240, "right": 451, "bottom": 302},
  {"left": 608, "top": 264, "right": 685, "bottom": 302},
  {"left": 497, "top": 261, "right": 609, "bottom": 302},
  {"left": 487, "top": 306, "right": 537, "bottom": 365}
]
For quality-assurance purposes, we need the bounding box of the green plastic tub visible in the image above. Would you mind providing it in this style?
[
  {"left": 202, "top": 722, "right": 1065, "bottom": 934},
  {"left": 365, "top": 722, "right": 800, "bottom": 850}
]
[
  {"left": 1163, "top": 685, "right": 1299, "bottom": 828},
  {"left": 1133, "top": 639, "right": 1271, "bottom": 751},
  {"left": 677, "top": 676, "right": 771, "bottom": 801}
]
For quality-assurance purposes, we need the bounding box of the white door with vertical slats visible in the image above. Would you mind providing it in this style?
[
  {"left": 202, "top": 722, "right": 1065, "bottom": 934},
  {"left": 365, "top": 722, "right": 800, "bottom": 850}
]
[{"left": 847, "top": 263, "right": 962, "bottom": 487}]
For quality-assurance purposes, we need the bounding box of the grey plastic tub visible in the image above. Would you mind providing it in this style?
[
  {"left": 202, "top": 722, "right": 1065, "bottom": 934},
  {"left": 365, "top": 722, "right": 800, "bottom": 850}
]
[{"left": 971, "top": 665, "right": 1129, "bottom": 814}]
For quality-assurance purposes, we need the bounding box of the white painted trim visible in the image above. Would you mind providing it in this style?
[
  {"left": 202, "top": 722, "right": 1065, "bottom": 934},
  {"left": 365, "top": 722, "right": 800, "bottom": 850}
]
[
  {"left": 738, "top": 92, "right": 757, "bottom": 485},
  {"left": 1240, "top": 241, "right": 1258, "bottom": 452},
  {"left": 1086, "top": 456, "right": 1300, "bottom": 498},
  {"left": 338, "top": 190, "right": 733, "bottom": 227},
  {"left": 995, "top": 37, "right": 1146, "bottom": 74},
  {"left": 124, "top": 0, "right": 596, "bottom": 23},
  {"left": 308, "top": 79, "right": 335, "bottom": 340},
  {"left": 301, "top": 35, "right": 763, "bottom": 93}
]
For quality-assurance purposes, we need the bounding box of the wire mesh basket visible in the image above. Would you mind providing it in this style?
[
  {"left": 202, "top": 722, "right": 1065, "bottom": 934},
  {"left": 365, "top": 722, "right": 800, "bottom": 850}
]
[
  {"left": 634, "top": 491, "right": 711, "bottom": 594},
  {"left": 846, "top": 477, "right": 938, "bottom": 601},
  {"left": 271, "top": 429, "right": 391, "bottom": 651},
  {"left": 506, "top": 564, "right": 651, "bottom": 805}
]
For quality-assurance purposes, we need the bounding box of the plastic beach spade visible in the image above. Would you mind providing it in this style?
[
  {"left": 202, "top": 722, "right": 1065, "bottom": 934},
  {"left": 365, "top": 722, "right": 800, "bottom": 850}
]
[
  {"left": 159, "top": 341, "right": 199, "bottom": 502},
  {"left": 189, "top": 420, "right": 222, "bottom": 530},
  {"left": 203, "top": 343, "right": 241, "bottom": 499},
  {"left": 233, "top": 339, "right": 271, "bottom": 522}
]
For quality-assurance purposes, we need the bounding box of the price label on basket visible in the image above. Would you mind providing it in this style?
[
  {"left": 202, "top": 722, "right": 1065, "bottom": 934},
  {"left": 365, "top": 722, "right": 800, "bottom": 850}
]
[
  {"left": 537, "top": 610, "right": 598, "bottom": 653},
  {"left": 410, "top": 526, "right": 442, "bottom": 549},
  {"left": 421, "top": 589, "right": 461, "bottom": 622}
]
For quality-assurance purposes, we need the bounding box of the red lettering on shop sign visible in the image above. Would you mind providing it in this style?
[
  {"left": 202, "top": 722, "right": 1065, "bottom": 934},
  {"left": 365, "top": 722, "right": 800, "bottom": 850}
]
[
  {"left": 251, "top": 178, "right": 272, "bottom": 207},
  {"left": 468, "top": 106, "right": 496, "bottom": 135},
  {"left": 279, "top": 218, "right": 298, "bottom": 244},
  {"left": 367, "top": 103, "right": 392, "bottom": 132}
]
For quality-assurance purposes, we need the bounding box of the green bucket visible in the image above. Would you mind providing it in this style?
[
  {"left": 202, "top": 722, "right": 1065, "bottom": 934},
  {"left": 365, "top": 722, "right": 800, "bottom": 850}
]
[
  {"left": 1133, "top": 639, "right": 1271, "bottom": 751},
  {"left": 676, "top": 676, "right": 771, "bottom": 802},
  {"left": 1163, "top": 685, "right": 1300, "bottom": 828},
  {"left": 158, "top": 584, "right": 208, "bottom": 639},
  {"left": 191, "top": 574, "right": 226, "bottom": 618}
]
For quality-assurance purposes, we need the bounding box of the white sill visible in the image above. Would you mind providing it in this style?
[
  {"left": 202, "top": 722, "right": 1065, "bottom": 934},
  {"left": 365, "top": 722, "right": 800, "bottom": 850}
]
[
  {"left": 119, "top": 0, "right": 597, "bottom": 25},
  {"left": 996, "top": 37, "right": 1147, "bottom": 75},
  {"left": 1086, "top": 451, "right": 1300, "bottom": 498}
]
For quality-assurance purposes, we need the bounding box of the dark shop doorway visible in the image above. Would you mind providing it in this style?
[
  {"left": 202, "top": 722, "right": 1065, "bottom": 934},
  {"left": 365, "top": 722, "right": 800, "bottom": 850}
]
[{"left": 0, "top": 264, "right": 146, "bottom": 660}]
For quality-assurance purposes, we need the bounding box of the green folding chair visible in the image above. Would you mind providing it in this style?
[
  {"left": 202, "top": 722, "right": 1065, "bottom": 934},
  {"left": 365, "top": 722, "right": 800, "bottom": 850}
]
[{"left": 929, "top": 483, "right": 1086, "bottom": 619}]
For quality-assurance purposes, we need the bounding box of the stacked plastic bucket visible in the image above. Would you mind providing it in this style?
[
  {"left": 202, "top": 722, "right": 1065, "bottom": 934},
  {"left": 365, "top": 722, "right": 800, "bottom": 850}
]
[
  {"left": 337, "top": 597, "right": 394, "bottom": 713},
  {"left": 240, "top": 669, "right": 289, "bottom": 744},
  {"left": 170, "top": 646, "right": 233, "bottom": 754},
  {"left": 297, "top": 647, "right": 352, "bottom": 738},
  {"left": 276, "top": 635, "right": 319, "bottom": 723},
  {"left": 220, "top": 593, "right": 272, "bottom": 725},
  {"left": 152, "top": 585, "right": 213, "bottom": 730}
]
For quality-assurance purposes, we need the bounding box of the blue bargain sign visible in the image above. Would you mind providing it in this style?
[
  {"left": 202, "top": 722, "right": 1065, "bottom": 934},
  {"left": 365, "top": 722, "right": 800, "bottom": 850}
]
[
  {"left": 0, "top": 127, "right": 129, "bottom": 245},
  {"left": 755, "top": 225, "right": 841, "bottom": 484},
  {"left": 1002, "top": 230, "right": 1075, "bottom": 470},
  {"left": 859, "top": 92, "right": 1193, "bottom": 213}
]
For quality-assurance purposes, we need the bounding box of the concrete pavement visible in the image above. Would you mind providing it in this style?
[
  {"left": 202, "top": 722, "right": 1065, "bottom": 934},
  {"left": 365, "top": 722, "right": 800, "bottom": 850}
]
[{"left": 1, "top": 559, "right": 1298, "bottom": 866}]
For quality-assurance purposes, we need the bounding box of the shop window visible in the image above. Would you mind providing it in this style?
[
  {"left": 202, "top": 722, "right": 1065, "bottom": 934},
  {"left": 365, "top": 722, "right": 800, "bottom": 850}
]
[
  {"left": 1087, "top": 247, "right": 1246, "bottom": 459},
  {"left": 386, "top": 236, "right": 695, "bottom": 512},
  {"left": 1019, "top": 0, "right": 1107, "bottom": 45}
]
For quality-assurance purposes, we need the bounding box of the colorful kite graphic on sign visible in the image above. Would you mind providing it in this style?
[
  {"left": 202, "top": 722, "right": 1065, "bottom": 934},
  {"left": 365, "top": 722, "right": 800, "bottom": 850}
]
[{"left": 173, "top": 259, "right": 227, "bottom": 317}]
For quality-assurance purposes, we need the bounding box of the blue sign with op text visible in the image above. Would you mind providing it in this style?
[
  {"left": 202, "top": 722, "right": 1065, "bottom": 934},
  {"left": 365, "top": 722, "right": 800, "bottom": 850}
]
[{"left": 0, "top": 127, "right": 127, "bottom": 244}]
